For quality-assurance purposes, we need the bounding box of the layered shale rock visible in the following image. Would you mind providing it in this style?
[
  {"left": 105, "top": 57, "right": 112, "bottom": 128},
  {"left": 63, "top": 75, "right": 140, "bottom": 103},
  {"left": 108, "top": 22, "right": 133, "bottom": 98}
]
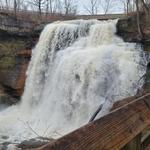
[
  {"left": 117, "top": 14, "right": 150, "bottom": 92},
  {"left": 0, "top": 50, "right": 31, "bottom": 99}
]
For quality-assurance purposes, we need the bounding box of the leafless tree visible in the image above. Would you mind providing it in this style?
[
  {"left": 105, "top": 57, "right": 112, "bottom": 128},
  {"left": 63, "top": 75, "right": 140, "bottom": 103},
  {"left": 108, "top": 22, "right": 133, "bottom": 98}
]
[
  {"left": 100, "top": 0, "right": 114, "bottom": 14},
  {"left": 0, "top": 0, "right": 4, "bottom": 10},
  {"left": 12, "top": 0, "right": 25, "bottom": 16},
  {"left": 121, "top": 0, "right": 136, "bottom": 14},
  {"left": 135, "top": 0, "right": 143, "bottom": 37},
  {"left": 53, "top": 0, "right": 63, "bottom": 14},
  {"left": 14, "top": 0, "right": 17, "bottom": 16},
  {"left": 21, "top": 1, "right": 29, "bottom": 11},
  {"left": 84, "top": 0, "right": 99, "bottom": 15},
  {"left": 63, "top": 0, "right": 77, "bottom": 15},
  {"left": 29, "top": 0, "right": 45, "bottom": 16},
  {"left": 49, "top": 0, "right": 53, "bottom": 13},
  {"left": 44, "top": 0, "right": 55, "bottom": 14},
  {"left": 141, "top": 0, "right": 150, "bottom": 24},
  {"left": 4, "top": 0, "right": 9, "bottom": 9}
]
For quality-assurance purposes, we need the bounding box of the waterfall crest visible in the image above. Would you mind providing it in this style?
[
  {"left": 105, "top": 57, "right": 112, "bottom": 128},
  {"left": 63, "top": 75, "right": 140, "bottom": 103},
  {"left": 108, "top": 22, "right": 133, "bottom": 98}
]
[{"left": 0, "top": 19, "right": 147, "bottom": 142}]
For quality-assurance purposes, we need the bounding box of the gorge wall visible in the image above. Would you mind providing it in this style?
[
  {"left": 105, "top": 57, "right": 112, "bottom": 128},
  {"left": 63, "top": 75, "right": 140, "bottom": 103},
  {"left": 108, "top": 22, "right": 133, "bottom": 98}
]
[
  {"left": 117, "top": 14, "right": 150, "bottom": 92},
  {"left": 0, "top": 13, "right": 150, "bottom": 106},
  {"left": 0, "top": 11, "right": 43, "bottom": 105},
  {"left": 0, "top": 19, "right": 147, "bottom": 143}
]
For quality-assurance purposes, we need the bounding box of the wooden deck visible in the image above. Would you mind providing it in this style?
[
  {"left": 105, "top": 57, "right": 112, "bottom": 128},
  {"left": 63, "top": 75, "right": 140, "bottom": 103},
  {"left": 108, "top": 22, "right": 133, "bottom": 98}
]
[{"left": 37, "top": 93, "right": 150, "bottom": 150}]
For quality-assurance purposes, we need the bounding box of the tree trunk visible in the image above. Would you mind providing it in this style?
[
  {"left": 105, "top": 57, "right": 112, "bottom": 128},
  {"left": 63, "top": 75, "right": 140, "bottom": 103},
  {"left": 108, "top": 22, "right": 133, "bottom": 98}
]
[
  {"left": 135, "top": 0, "right": 143, "bottom": 39},
  {"left": 14, "top": 0, "right": 17, "bottom": 18},
  {"left": 141, "top": 0, "right": 150, "bottom": 25}
]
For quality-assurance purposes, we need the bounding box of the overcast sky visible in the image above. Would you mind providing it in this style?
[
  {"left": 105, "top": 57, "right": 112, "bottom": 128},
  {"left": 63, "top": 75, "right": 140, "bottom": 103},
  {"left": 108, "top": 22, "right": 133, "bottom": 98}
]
[
  {"left": 0, "top": 0, "right": 125, "bottom": 15},
  {"left": 78, "top": 0, "right": 124, "bottom": 14}
]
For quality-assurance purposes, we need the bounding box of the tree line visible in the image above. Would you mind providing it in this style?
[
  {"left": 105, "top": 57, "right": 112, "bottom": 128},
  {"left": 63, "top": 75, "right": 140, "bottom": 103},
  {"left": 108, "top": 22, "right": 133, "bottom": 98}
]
[
  {"left": 0, "top": 0, "right": 149, "bottom": 16},
  {"left": 0, "top": 0, "right": 77, "bottom": 16}
]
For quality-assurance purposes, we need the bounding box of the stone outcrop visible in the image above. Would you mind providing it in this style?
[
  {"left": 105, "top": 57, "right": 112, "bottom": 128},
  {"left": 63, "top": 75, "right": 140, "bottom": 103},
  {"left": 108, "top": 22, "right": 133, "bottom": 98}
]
[
  {"left": 0, "top": 12, "right": 39, "bottom": 104},
  {"left": 0, "top": 12, "right": 150, "bottom": 105},
  {"left": 117, "top": 13, "right": 150, "bottom": 45},
  {"left": 0, "top": 27, "right": 35, "bottom": 104},
  {"left": 0, "top": 50, "right": 31, "bottom": 98},
  {"left": 117, "top": 14, "right": 150, "bottom": 92},
  {"left": 117, "top": 15, "right": 142, "bottom": 42},
  {"left": 0, "top": 12, "right": 37, "bottom": 37}
]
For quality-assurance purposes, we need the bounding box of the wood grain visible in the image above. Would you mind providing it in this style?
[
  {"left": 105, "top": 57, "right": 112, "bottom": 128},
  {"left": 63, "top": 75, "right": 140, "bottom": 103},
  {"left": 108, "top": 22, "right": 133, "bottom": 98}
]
[{"left": 37, "top": 93, "right": 150, "bottom": 150}]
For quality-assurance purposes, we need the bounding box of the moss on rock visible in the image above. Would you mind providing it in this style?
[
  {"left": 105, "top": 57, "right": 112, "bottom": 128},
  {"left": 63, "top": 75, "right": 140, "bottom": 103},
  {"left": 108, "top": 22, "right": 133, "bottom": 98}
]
[{"left": 0, "top": 39, "right": 26, "bottom": 70}]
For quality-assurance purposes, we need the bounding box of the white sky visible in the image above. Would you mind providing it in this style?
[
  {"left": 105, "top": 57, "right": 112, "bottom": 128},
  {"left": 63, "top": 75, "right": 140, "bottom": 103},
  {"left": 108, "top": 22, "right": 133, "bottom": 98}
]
[
  {"left": 0, "top": 0, "right": 125, "bottom": 14},
  {"left": 77, "top": 0, "right": 124, "bottom": 14}
]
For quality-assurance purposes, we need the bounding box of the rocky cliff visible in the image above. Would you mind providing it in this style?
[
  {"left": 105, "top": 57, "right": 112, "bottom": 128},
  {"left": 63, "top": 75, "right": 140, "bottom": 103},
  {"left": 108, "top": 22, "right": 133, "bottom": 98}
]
[
  {"left": 0, "top": 40, "right": 32, "bottom": 104},
  {"left": 0, "top": 13, "right": 150, "bottom": 106},
  {"left": 117, "top": 14, "right": 150, "bottom": 92},
  {"left": 0, "top": 21, "right": 37, "bottom": 105}
]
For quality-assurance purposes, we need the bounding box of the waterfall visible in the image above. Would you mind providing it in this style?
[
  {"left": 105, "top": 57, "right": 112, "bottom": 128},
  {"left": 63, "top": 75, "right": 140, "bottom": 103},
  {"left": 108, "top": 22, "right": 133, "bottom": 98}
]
[{"left": 0, "top": 19, "right": 147, "bottom": 143}]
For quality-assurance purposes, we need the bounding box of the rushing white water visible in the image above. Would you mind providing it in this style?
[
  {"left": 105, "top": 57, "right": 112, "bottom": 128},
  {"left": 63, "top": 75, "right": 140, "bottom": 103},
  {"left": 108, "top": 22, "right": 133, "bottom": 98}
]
[{"left": 0, "top": 19, "right": 147, "bottom": 143}]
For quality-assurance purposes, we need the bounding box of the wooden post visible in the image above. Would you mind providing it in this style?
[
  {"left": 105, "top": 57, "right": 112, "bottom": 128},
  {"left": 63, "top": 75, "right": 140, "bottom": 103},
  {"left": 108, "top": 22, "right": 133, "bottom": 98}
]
[{"left": 122, "top": 133, "right": 141, "bottom": 150}]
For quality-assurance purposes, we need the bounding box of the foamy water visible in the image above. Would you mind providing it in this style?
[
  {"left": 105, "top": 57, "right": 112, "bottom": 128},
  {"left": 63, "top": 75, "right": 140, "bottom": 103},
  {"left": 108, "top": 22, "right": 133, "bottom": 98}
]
[{"left": 0, "top": 19, "right": 147, "bottom": 143}]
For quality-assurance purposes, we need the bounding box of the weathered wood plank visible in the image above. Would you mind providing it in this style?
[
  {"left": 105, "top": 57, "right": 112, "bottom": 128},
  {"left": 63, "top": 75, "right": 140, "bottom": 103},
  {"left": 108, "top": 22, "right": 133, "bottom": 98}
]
[
  {"left": 141, "top": 134, "right": 150, "bottom": 150},
  {"left": 122, "top": 133, "right": 141, "bottom": 150},
  {"left": 37, "top": 93, "right": 150, "bottom": 150}
]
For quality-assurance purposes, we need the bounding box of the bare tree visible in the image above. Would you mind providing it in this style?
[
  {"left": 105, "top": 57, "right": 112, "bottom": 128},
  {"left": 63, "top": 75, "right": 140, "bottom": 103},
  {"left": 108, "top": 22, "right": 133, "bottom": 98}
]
[
  {"left": 4, "top": 0, "right": 9, "bottom": 9},
  {"left": 55, "top": 0, "right": 63, "bottom": 14},
  {"left": 121, "top": 0, "right": 136, "bottom": 14},
  {"left": 44, "top": 0, "right": 55, "bottom": 14},
  {"left": 0, "top": 0, "right": 4, "bottom": 10},
  {"left": 14, "top": 0, "right": 17, "bottom": 16},
  {"left": 13, "top": 0, "right": 24, "bottom": 16},
  {"left": 135, "top": 0, "right": 143, "bottom": 38},
  {"left": 29, "top": 0, "right": 45, "bottom": 16},
  {"left": 63, "top": 0, "right": 77, "bottom": 15},
  {"left": 100, "top": 0, "right": 114, "bottom": 14},
  {"left": 84, "top": 0, "right": 99, "bottom": 15},
  {"left": 141, "top": 0, "right": 150, "bottom": 24},
  {"left": 21, "top": 1, "right": 29, "bottom": 11}
]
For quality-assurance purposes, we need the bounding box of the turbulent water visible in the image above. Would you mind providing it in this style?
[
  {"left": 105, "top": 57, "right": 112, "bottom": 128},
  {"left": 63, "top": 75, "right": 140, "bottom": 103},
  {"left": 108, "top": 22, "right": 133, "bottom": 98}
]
[{"left": 0, "top": 19, "right": 147, "bottom": 143}]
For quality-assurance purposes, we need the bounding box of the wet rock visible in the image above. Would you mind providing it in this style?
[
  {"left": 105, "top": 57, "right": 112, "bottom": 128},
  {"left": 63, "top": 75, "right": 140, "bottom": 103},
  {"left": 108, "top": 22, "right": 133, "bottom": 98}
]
[
  {"left": 0, "top": 12, "right": 36, "bottom": 37},
  {"left": 0, "top": 93, "right": 18, "bottom": 105},
  {"left": 17, "top": 137, "right": 55, "bottom": 149},
  {"left": 75, "top": 74, "right": 80, "bottom": 82},
  {"left": 0, "top": 13, "right": 38, "bottom": 101},
  {"left": 0, "top": 49, "right": 31, "bottom": 99},
  {"left": 0, "top": 142, "right": 17, "bottom": 150},
  {"left": 7, "top": 144, "right": 20, "bottom": 150},
  {"left": 0, "top": 87, "right": 18, "bottom": 105},
  {"left": 117, "top": 14, "right": 150, "bottom": 92},
  {"left": 117, "top": 15, "right": 142, "bottom": 42},
  {"left": 1, "top": 136, "right": 9, "bottom": 140}
]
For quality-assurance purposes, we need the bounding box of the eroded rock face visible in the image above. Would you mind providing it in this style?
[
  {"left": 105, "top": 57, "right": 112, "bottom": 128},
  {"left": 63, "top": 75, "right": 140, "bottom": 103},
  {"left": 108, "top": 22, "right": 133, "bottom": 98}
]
[
  {"left": 0, "top": 12, "right": 37, "bottom": 37},
  {"left": 0, "top": 14, "right": 150, "bottom": 105},
  {"left": 117, "top": 15, "right": 142, "bottom": 42},
  {"left": 0, "top": 50, "right": 31, "bottom": 98},
  {"left": 117, "top": 14, "right": 150, "bottom": 92},
  {"left": 0, "top": 35, "right": 34, "bottom": 104},
  {"left": 0, "top": 13, "right": 37, "bottom": 104}
]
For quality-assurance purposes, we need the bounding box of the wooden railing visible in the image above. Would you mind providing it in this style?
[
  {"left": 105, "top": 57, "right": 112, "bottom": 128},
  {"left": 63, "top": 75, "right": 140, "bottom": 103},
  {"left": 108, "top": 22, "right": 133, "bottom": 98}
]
[{"left": 37, "top": 93, "right": 150, "bottom": 150}]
